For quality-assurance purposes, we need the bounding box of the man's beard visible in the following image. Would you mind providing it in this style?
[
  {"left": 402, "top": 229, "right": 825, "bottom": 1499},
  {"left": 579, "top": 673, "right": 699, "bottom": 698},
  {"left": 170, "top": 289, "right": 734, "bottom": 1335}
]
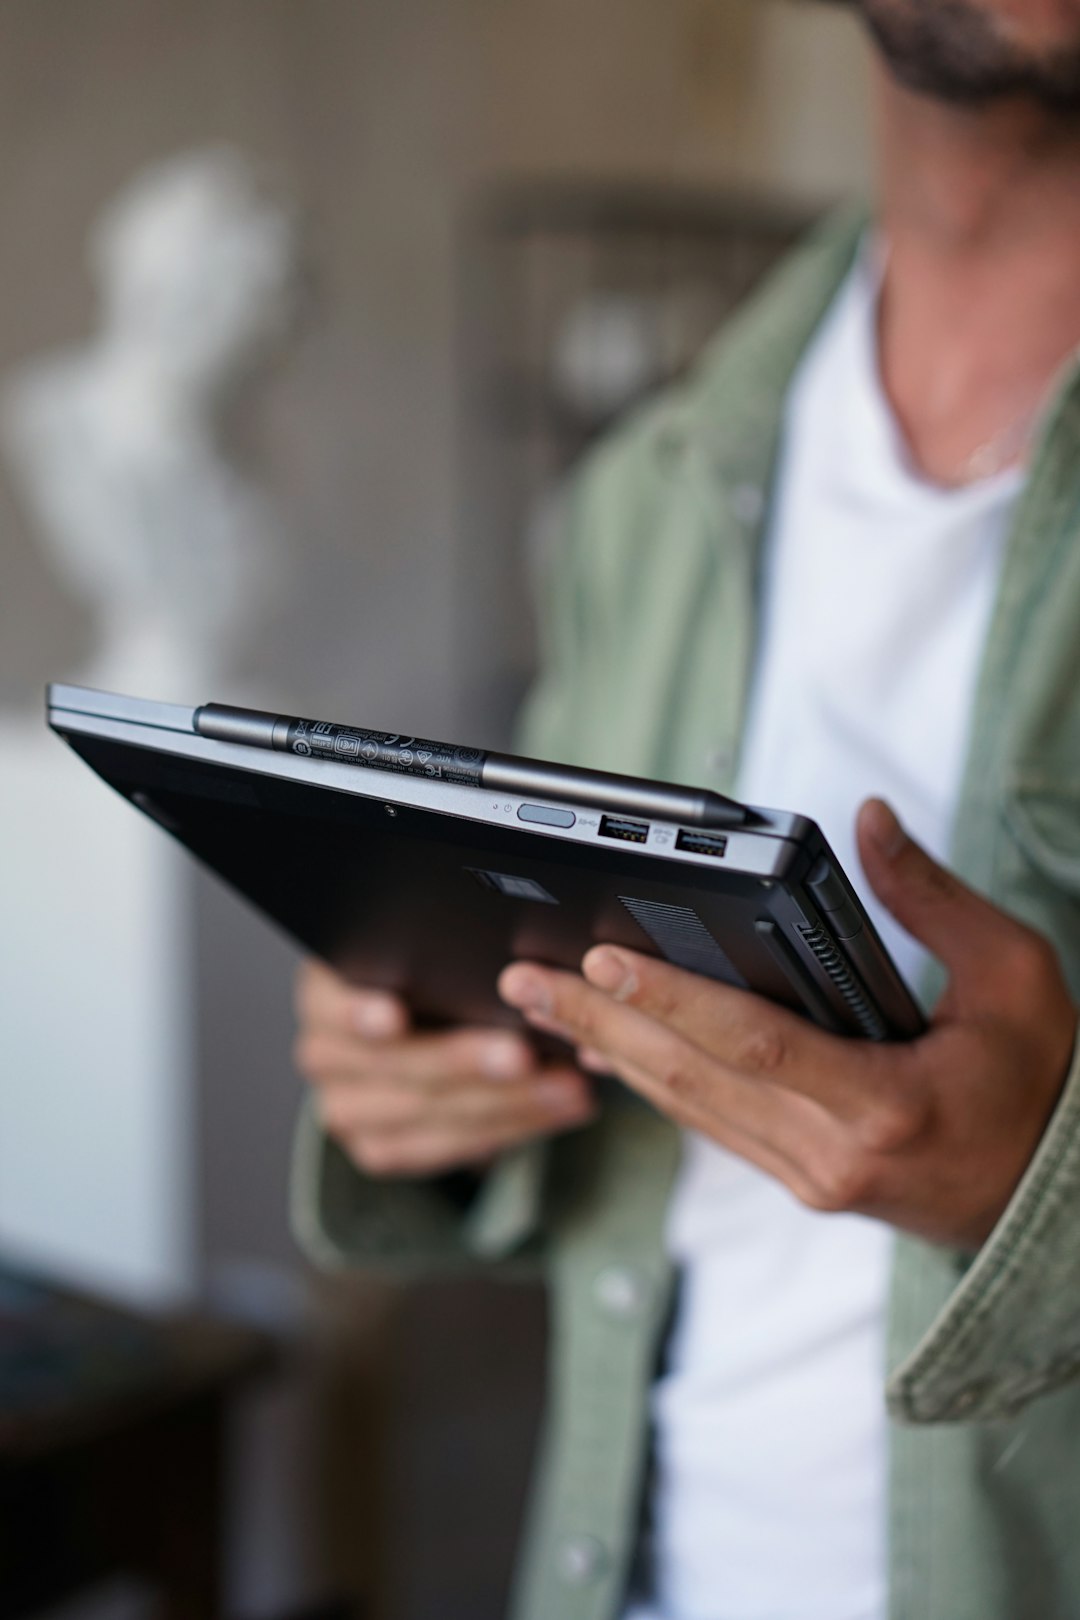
[{"left": 850, "top": 0, "right": 1080, "bottom": 109}]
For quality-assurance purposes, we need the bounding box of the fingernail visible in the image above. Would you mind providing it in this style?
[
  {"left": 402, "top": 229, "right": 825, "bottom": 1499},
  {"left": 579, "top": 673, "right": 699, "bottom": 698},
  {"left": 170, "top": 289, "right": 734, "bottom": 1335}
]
[
  {"left": 481, "top": 1037, "right": 532, "bottom": 1081},
  {"left": 864, "top": 798, "right": 907, "bottom": 861},
  {"left": 583, "top": 947, "right": 636, "bottom": 1001},
  {"left": 499, "top": 966, "right": 552, "bottom": 1017},
  {"left": 352, "top": 995, "right": 401, "bottom": 1038}
]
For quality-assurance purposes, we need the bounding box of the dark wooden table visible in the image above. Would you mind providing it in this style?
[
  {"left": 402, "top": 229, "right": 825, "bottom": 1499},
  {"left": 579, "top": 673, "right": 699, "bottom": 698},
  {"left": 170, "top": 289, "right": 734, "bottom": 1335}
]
[{"left": 0, "top": 1264, "right": 274, "bottom": 1620}]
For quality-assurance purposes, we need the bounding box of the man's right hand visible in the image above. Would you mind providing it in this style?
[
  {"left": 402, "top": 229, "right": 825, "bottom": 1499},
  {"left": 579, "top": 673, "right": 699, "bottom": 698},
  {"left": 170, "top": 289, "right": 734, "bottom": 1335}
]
[{"left": 294, "top": 959, "right": 599, "bottom": 1179}]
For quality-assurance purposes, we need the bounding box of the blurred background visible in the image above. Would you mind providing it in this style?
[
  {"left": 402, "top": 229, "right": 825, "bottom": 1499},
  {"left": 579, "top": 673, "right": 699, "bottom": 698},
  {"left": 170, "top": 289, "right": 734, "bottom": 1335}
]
[{"left": 0, "top": 3, "right": 870, "bottom": 1617}]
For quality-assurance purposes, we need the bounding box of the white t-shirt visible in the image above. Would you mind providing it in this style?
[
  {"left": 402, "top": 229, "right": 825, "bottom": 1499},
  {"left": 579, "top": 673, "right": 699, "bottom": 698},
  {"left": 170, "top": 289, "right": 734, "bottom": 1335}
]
[{"left": 626, "top": 256, "right": 1021, "bottom": 1620}]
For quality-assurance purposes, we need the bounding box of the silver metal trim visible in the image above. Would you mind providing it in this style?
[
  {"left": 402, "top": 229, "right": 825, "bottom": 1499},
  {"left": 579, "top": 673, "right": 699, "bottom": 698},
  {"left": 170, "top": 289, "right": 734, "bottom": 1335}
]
[
  {"left": 50, "top": 709, "right": 793, "bottom": 880},
  {"left": 47, "top": 682, "right": 196, "bottom": 735}
]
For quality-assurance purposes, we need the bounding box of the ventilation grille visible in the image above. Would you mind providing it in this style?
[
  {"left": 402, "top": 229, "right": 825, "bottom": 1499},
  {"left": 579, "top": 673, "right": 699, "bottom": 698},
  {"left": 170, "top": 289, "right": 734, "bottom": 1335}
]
[
  {"left": 619, "top": 897, "right": 745, "bottom": 986},
  {"left": 797, "top": 924, "right": 888, "bottom": 1041}
]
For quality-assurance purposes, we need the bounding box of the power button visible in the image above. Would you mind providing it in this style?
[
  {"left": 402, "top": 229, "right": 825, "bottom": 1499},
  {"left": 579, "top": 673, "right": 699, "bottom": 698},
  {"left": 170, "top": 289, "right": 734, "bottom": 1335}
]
[{"left": 518, "top": 803, "right": 576, "bottom": 829}]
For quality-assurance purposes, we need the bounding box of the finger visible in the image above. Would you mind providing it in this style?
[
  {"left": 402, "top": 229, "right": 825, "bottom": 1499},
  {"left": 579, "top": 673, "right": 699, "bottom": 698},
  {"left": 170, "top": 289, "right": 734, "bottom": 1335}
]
[
  {"left": 346, "top": 1099, "right": 597, "bottom": 1179},
  {"left": 319, "top": 1066, "right": 594, "bottom": 1140},
  {"left": 504, "top": 954, "right": 879, "bottom": 1119},
  {"left": 580, "top": 945, "right": 855, "bottom": 1091},
  {"left": 440, "top": 1065, "right": 594, "bottom": 1127},
  {"left": 589, "top": 948, "right": 920, "bottom": 1134},
  {"left": 502, "top": 966, "right": 872, "bottom": 1204},
  {"left": 500, "top": 962, "right": 811, "bottom": 1144},
  {"left": 295, "top": 958, "right": 411, "bottom": 1040},
  {"left": 857, "top": 798, "right": 1025, "bottom": 981},
  {"left": 295, "top": 1023, "right": 539, "bottom": 1092},
  {"left": 335, "top": 1075, "right": 599, "bottom": 1179}
]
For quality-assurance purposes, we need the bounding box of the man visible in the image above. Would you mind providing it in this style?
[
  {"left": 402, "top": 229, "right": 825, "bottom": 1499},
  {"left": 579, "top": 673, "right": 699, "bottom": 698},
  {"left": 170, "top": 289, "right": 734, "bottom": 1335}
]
[{"left": 291, "top": 3, "right": 1080, "bottom": 1616}]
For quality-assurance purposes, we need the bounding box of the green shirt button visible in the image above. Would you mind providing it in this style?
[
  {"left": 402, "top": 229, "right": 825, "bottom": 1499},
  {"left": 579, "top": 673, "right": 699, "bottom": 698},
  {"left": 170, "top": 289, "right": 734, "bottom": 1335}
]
[
  {"left": 593, "top": 1265, "right": 650, "bottom": 1320},
  {"left": 558, "top": 1533, "right": 608, "bottom": 1586}
]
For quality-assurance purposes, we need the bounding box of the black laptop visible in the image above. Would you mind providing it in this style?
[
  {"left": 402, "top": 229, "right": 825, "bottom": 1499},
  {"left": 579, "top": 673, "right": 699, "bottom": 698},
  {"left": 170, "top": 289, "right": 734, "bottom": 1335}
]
[{"left": 47, "top": 683, "right": 926, "bottom": 1044}]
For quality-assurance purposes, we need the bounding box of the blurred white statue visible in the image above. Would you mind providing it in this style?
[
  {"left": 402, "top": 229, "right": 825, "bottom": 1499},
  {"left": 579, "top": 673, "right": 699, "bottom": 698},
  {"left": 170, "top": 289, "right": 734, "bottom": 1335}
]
[
  {"left": 0, "top": 146, "right": 303, "bottom": 697},
  {"left": 550, "top": 291, "right": 664, "bottom": 423}
]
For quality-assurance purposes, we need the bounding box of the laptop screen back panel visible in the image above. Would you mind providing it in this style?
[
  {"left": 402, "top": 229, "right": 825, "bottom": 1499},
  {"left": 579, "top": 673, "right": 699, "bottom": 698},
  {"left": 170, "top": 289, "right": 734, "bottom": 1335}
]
[{"left": 55, "top": 720, "right": 921, "bottom": 1043}]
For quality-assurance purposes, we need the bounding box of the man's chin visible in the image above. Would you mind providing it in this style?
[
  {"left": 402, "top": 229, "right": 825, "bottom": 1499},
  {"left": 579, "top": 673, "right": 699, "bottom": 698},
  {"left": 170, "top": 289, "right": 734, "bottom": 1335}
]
[{"left": 844, "top": 0, "right": 1080, "bottom": 110}]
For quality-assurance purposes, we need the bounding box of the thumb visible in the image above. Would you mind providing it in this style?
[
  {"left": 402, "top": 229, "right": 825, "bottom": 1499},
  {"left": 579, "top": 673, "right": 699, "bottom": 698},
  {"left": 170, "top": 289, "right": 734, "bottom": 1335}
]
[{"left": 856, "top": 797, "right": 1011, "bottom": 978}]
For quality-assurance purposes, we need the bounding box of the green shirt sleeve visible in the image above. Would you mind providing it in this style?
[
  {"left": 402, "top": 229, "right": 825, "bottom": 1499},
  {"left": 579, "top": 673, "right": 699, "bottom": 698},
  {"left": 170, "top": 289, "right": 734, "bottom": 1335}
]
[
  {"left": 888, "top": 1032, "right": 1080, "bottom": 1423},
  {"left": 886, "top": 782, "right": 1080, "bottom": 1423},
  {"left": 290, "top": 1097, "right": 549, "bottom": 1274}
]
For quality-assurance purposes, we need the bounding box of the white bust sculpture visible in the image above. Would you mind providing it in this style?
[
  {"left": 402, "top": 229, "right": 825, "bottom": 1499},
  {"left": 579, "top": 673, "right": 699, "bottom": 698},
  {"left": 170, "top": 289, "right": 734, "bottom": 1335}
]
[
  {"left": 550, "top": 290, "right": 666, "bottom": 423},
  {"left": 1, "top": 146, "right": 303, "bottom": 697}
]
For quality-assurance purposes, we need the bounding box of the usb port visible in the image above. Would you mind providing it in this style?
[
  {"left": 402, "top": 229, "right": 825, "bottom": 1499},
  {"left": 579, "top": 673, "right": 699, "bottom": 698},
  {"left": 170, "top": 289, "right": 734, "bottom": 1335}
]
[
  {"left": 676, "top": 829, "right": 728, "bottom": 859},
  {"left": 599, "top": 814, "right": 649, "bottom": 845}
]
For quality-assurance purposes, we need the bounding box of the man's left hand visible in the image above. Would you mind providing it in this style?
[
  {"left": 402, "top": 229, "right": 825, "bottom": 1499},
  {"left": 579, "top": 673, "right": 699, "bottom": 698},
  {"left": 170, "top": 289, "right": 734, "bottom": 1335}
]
[{"left": 498, "top": 798, "right": 1078, "bottom": 1250}]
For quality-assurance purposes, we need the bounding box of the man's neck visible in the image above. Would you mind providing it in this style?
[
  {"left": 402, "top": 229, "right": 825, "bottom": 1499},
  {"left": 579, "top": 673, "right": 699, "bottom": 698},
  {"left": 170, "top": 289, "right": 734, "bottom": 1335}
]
[{"left": 874, "top": 62, "right": 1080, "bottom": 485}]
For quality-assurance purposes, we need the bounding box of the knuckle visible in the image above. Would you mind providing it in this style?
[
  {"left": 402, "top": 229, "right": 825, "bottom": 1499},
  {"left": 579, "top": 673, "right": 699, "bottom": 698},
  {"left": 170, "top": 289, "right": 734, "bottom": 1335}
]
[
  {"left": 799, "top": 1180, "right": 839, "bottom": 1214},
  {"left": 733, "top": 1025, "right": 787, "bottom": 1076},
  {"left": 658, "top": 1058, "right": 701, "bottom": 1106},
  {"left": 997, "top": 926, "right": 1054, "bottom": 996},
  {"left": 631, "top": 969, "right": 676, "bottom": 1017},
  {"left": 802, "top": 1147, "right": 875, "bottom": 1214},
  {"left": 855, "top": 1090, "right": 928, "bottom": 1155}
]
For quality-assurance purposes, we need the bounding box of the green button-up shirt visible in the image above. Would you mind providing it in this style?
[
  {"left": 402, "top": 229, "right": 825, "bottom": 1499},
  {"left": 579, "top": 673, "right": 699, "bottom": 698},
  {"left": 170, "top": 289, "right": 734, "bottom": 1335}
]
[{"left": 293, "top": 208, "right": 1080, "bottom": 1620}]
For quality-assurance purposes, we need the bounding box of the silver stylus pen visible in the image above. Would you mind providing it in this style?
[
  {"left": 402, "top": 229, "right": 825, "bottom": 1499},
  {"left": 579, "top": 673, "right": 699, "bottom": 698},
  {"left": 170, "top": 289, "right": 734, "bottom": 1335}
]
[{"left": 193, "top": 702, "right": 758, "bottom": 830}]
